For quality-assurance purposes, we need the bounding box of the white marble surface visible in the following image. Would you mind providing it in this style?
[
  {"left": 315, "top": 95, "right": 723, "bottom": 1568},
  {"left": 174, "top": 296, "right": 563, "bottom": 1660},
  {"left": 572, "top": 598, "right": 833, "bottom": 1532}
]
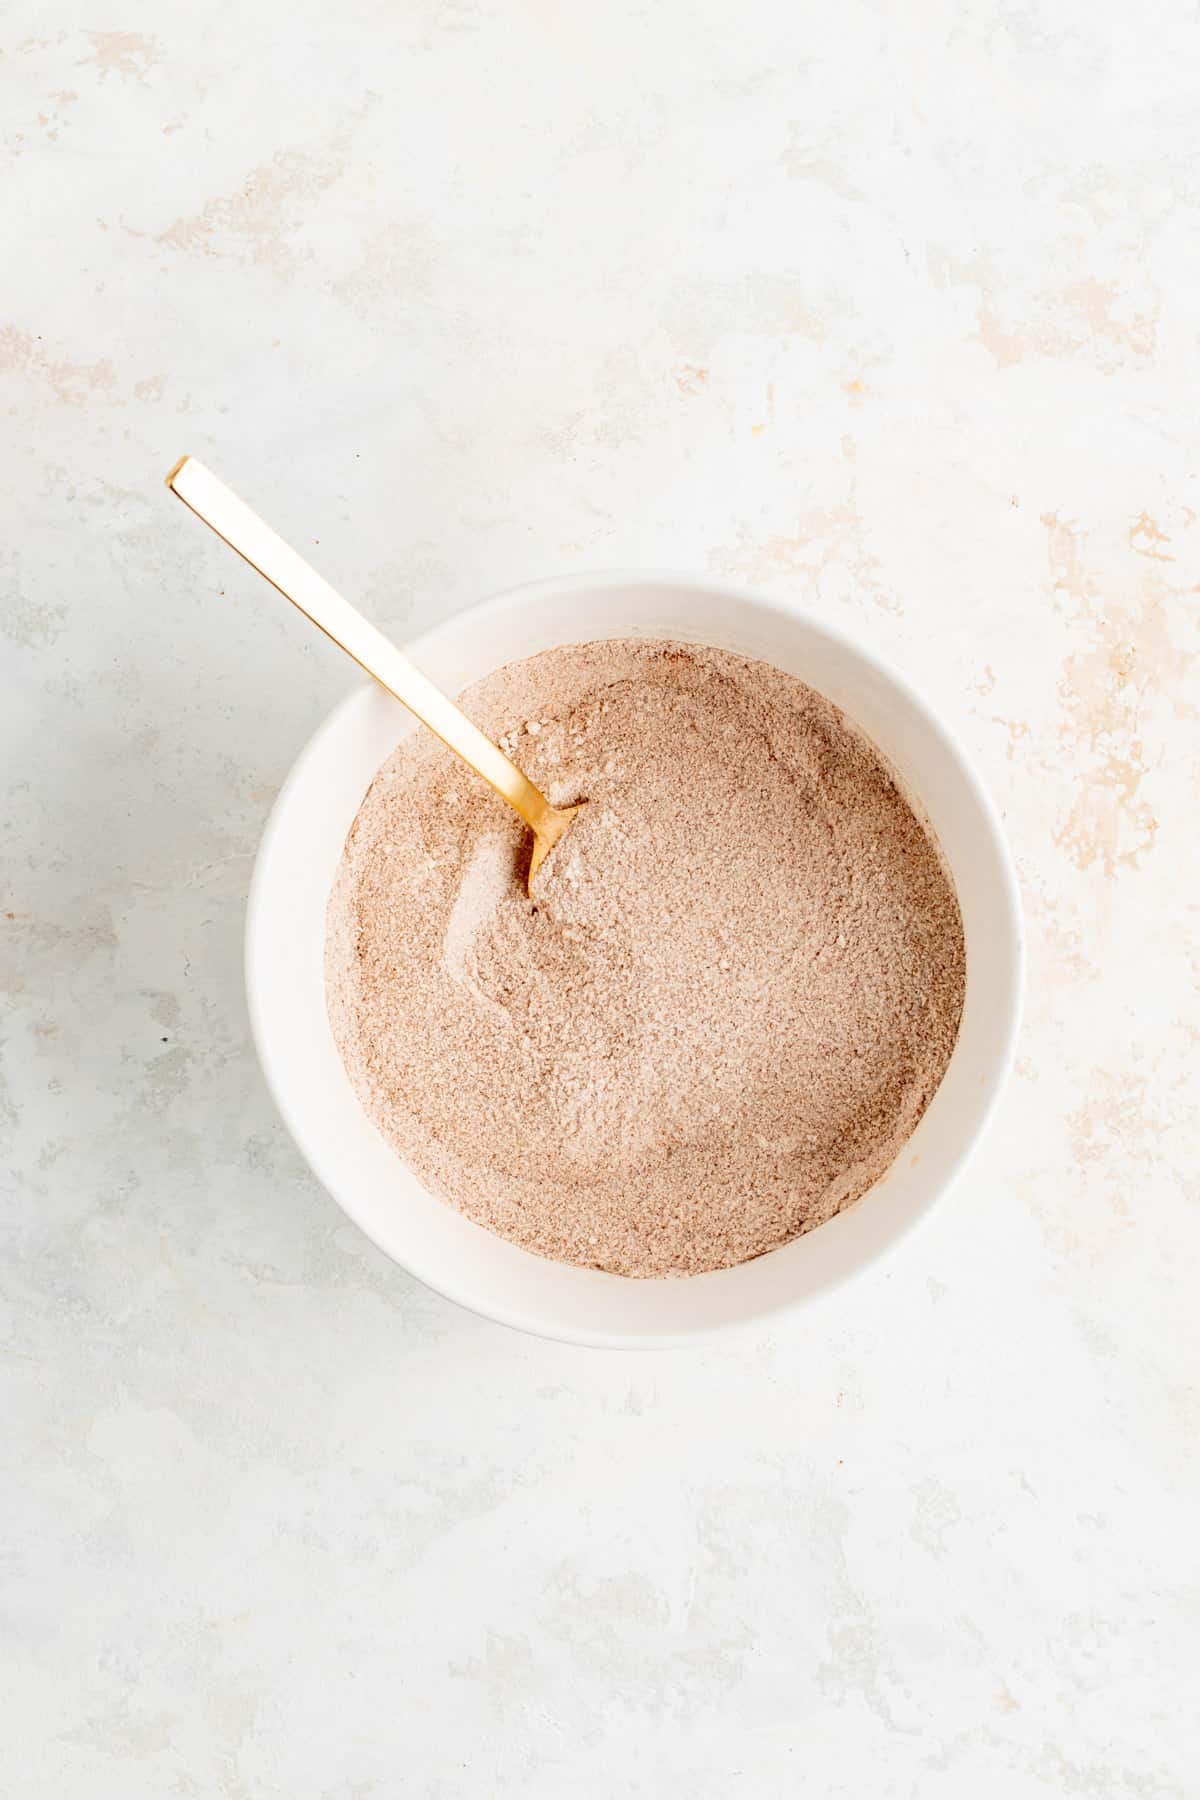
[{"left": 4, "top": 3, "right": 1199, "bottom": 1793}]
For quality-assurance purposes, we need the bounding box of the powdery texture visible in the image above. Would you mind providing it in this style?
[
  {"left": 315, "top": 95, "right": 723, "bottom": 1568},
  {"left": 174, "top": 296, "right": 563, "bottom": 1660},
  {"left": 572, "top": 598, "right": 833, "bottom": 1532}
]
[{"left": 326, "top": 640, "right": 966, "bottom": 1278}]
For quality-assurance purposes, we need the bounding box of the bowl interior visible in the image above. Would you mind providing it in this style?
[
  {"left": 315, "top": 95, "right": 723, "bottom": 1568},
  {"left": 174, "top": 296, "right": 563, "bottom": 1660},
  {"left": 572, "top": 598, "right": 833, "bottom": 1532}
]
[{"left": 246, "top": 575, "right": 1021, "bottom": 1346}]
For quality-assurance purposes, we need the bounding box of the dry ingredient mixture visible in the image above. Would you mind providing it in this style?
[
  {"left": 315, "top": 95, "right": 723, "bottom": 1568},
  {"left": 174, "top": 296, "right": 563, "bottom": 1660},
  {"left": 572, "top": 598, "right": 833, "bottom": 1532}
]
[{"left": 326, "top": 640, "right": 966, "bottom": 1277}]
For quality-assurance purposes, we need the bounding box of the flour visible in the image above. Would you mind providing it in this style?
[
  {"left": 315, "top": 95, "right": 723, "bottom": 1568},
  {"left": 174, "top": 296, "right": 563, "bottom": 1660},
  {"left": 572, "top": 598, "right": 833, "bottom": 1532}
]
[{"left": 326, "top": 640, "right": 966, "bottom": 1277}]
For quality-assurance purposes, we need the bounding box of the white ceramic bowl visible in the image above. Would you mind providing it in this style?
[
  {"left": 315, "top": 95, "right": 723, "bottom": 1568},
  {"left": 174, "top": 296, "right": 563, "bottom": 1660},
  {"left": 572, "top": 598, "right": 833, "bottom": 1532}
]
[{"left": 246, "top": 574, "right": 1022, "bottom": 1347}]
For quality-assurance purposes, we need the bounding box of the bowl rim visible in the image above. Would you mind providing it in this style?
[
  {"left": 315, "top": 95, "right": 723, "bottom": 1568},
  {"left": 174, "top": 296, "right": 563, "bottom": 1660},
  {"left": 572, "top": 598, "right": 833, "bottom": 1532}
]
[{"left": 245, "top": 569, "right": 1024, "bottom": 1346}]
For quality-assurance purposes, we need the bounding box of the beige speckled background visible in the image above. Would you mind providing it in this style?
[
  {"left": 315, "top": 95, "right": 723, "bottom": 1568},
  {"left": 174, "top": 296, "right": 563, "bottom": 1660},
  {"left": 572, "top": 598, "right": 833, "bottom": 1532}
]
[{"left": 3, "top": 3, "right": 1198, "bottom": 1795}]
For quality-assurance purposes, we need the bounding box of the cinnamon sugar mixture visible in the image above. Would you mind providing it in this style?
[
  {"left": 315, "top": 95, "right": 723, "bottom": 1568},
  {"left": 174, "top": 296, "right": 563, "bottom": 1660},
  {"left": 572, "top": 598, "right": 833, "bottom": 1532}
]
[{"left": 325, "top": 640, "right": 965, "bottom": 1277}]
